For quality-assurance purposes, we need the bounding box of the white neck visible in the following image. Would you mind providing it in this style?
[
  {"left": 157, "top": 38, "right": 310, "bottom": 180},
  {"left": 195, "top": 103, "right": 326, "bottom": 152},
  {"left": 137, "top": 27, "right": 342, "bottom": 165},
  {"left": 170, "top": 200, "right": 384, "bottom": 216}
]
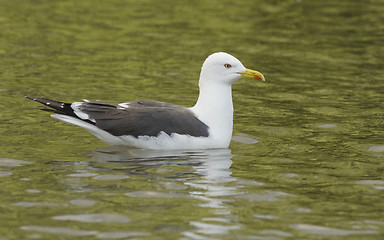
[{"left": 189, "top": 80, "right": 233, "bottom": 147}]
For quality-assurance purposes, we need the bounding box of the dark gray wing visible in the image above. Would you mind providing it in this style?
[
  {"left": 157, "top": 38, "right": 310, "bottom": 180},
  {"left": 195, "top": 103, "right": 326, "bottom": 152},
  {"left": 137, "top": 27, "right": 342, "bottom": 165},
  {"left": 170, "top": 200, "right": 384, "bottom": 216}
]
[
  {"left": 26, "top": 97, "right": 209, "bottom": 138},
  {"left": 77, "top": 100, "right": 209, "bottom": 137}
]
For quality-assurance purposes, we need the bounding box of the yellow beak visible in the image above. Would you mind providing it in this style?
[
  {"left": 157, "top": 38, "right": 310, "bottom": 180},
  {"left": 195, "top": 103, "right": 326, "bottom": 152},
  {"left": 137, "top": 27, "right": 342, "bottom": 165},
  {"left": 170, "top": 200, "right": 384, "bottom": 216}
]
[{"left": 239, "top": 68, "right": 265, "bottom": 81}]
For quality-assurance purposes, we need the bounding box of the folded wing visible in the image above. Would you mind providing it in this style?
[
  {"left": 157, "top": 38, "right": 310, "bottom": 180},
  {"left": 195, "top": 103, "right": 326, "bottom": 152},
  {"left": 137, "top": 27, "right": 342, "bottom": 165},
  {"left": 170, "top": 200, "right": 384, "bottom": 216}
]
[{"left": 26, "top": 97, "right": 209, "bottom": 138}]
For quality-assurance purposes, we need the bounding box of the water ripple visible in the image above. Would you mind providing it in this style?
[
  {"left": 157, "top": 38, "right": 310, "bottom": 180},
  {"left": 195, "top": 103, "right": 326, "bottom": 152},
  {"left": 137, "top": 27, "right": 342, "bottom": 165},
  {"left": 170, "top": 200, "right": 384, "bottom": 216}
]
[{"left": 53, "top": 213, "right": 131, "bottom": 223}]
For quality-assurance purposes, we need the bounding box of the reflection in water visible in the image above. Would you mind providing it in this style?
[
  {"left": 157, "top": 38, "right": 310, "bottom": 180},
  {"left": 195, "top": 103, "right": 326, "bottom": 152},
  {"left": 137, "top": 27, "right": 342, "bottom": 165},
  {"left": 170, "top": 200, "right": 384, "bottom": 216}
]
[
  {"left": 90, "top": 146, "right": 244, "bottom": 238},
  {"left": 89, "top": 146, "right": 235, "bottom": 181}
]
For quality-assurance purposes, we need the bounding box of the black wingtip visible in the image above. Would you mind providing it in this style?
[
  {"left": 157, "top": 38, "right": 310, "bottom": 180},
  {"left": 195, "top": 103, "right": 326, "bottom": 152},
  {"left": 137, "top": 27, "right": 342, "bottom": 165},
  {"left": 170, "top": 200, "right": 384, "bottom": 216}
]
[
  {"left": 25, "top": 96, "right": 64, "bottom": 109},
  {"left": 25, "top": 96, "right": 79, "bottom": 118},
  {"left": 25, "top": 96, "right": 36, "bottom": 101}
]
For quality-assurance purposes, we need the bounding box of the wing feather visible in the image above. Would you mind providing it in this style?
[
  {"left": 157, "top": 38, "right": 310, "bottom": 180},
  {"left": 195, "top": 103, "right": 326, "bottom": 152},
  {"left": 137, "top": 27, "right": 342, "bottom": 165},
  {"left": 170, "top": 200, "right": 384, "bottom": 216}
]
[
  {"left": 77, "top": 100, "right": 209, "bottom": 137},
  {"left": 26, "top": 97, "right": 209, "bottom": 138}
]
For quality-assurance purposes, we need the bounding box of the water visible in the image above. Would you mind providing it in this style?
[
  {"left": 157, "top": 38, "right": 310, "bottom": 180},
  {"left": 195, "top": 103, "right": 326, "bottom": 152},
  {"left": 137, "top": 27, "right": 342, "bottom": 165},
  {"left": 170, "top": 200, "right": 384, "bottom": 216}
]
[{"left": 1, "top": 0, "right": 384, "bottom": 239}]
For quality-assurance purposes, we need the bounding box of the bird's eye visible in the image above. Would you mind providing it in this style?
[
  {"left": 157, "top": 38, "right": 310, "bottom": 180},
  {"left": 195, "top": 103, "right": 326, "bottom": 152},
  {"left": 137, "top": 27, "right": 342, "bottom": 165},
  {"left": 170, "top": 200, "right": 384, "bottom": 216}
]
[{"left": 224, "top": 64, "right": 232, "bottom": 69}]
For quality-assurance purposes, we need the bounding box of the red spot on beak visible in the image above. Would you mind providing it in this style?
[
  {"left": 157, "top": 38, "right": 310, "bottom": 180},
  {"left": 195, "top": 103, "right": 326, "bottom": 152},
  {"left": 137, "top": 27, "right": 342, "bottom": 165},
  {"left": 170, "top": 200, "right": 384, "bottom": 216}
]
[{"left": 254, "top": 75, "right": 263, "bottom": 81}]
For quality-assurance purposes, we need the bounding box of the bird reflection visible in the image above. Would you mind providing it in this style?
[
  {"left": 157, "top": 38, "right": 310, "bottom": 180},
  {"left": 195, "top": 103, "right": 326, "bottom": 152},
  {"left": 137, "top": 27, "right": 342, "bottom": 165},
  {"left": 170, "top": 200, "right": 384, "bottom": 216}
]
[
  {"left": 89, "top": 146, "right": 242, "bottom": 237},
  {"left": 89, "top": 146, "right": 234, "bottom": 182}
]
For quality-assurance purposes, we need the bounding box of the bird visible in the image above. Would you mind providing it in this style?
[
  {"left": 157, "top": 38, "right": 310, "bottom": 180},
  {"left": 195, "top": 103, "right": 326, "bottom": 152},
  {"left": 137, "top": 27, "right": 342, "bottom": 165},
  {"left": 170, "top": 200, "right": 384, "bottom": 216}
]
[{"left": 26, "top": 52, "right": 265, "bottom": 150}]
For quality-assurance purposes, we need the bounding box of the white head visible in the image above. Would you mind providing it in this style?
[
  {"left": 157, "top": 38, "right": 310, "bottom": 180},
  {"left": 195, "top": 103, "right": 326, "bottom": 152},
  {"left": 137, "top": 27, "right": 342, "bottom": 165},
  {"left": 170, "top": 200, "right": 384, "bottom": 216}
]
[{"left": 199, "top": 52, "right": 265, "bottom": 86}]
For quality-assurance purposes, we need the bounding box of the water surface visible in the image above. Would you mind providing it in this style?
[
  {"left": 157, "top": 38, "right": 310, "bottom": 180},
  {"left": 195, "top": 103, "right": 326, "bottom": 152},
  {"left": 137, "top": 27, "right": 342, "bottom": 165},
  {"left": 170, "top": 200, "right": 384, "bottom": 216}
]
[{"left": 0, "top": 0, "right": 383, "bottom": 239}]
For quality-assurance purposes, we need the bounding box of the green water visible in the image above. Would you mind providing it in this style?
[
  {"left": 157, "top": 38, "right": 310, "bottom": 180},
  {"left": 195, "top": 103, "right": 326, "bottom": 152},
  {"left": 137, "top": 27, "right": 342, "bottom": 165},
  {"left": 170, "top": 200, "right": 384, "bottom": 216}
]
[{"left": 1, "top": 0, "right": 384, "bottom": 239}]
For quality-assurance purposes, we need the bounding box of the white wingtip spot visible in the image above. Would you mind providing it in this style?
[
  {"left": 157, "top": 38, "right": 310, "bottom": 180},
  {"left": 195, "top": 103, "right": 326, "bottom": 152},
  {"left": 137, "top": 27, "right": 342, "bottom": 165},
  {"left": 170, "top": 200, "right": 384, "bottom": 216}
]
[{"left": 118, "top": 102, "right": 130, "bottom": 109}]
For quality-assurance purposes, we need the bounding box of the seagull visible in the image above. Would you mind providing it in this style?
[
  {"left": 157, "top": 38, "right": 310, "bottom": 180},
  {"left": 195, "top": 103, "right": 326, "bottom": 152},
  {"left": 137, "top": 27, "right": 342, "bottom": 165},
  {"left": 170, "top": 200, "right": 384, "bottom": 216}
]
[{"left": 26, "top": 52, "right": 265, "bottom": 150}]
